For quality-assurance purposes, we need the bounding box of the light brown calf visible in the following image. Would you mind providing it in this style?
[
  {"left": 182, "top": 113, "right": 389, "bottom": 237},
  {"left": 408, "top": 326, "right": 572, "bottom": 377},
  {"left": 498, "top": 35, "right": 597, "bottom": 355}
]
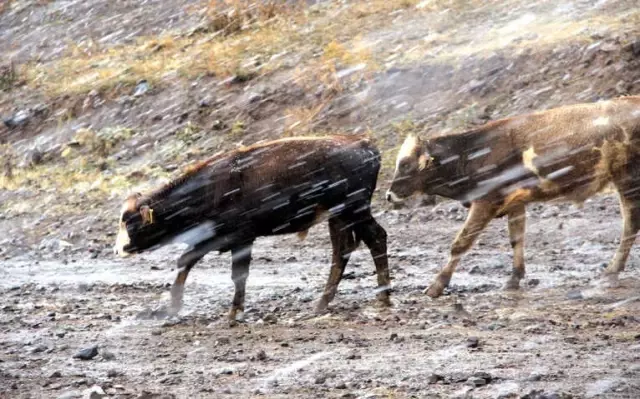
[{"left": 387, "top": 95, "right": 640, "bottom": 297}]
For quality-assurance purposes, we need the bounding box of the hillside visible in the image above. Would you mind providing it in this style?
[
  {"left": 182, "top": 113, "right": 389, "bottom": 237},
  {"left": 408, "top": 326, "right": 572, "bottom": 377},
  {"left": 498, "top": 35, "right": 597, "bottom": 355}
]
[
  {"left": 1, "top": 0, "right": 639, "bottom": 256},
  {"left": 1, "top": 2, "right": 640, "bottom": 398}
]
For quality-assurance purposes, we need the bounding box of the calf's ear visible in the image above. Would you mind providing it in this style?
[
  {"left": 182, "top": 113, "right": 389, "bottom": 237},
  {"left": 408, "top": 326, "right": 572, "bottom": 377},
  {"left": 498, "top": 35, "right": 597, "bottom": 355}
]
[
  {"left": 418, "top": 153, "right": 430, "bottom": 171},
  {"left": 418, "top": 141, "right": 436, "bottom": 171},
  {"left": 423, "top": 140, "right": 447, "bottom": 164},
  {"left": 140, "top": 205, "right": 154, "bottom": 225}
]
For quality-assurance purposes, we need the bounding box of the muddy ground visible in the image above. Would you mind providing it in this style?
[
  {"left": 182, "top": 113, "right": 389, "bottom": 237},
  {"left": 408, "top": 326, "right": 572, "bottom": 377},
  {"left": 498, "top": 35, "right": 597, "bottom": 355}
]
[
  {"left": 1, "top": 194, "right": 639, "bottom": 399},
  {"left": 2, "top": 0, "right": 640, "bottom": 398}
]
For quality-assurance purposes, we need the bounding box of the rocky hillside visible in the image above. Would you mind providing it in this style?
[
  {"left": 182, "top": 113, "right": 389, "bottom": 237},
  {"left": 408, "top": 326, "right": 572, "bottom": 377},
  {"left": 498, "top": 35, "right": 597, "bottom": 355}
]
[{"left": 1, "top": 0, "right": 639, "bottom": 258}]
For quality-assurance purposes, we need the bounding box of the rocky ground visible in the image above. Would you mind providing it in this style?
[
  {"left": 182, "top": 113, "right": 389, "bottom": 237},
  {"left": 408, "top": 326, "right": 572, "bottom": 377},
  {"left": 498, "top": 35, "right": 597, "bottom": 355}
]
[
  {"left": 1, "top": 197, "right": 640, "bottom": 398},
  {"left": 1, "top": 0, "right": 640, "bottom": 398}
]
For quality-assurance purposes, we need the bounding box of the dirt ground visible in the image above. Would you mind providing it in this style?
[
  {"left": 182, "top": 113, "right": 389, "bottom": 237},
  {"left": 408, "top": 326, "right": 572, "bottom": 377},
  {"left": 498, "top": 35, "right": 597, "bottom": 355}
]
[
  {"left": 1, "top": 194, "right": 639, "bottom": 399},
  {"left": 1, "top": 0, "right": 640, "bottom": 398}
]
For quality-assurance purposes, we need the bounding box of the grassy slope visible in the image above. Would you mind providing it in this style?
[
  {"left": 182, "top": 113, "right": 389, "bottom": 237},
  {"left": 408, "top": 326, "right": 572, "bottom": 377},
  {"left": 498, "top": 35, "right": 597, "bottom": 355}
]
[{"left": 0, "top": 0, "right": 639, "bottom": 254}]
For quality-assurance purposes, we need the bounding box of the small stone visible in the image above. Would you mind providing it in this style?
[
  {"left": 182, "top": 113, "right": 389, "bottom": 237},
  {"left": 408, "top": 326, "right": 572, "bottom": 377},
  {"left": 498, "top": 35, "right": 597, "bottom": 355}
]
[
  {"left": 107, "top": 369, "right": 119, "bottom": 378},
  {"left": 57, "top": 391, "right": 82, "bottom": 399},
  {"left": 335, "top": 382, "right": 347, "bottom": 389},
  {"left": 428, "top": 374, "right": 443, "bottom": 384},
  {"left": 24, "top": 148, "right": 44, "bottom": 167},
  {"left": 566, "top": 290, "right": 584, "bottom": 300},
  {"left": 256, "top": 350, "right": 267, "bottom": 361},
  {"left": 473, "top": 371, "right": 492, "bottom": 382},
  {"left": 315, "top": 375, "right": 327, "bottom": 384},
  {"left": 49, "top": 370, "right": 62, "bottom": 378},
  {"left": 84, "top": 385, "right": 107, "bottom": 399},
  {"left": 615, "top": 80, "right": 629, "bottom": 95},
  {"left": 56, "top": 331, "right": 66, "bottom": 338},
  {"left": 73, "top": 345, "right": 98, "bottom": 360},
  {"left": 527, "top": 278, "right": 540, "bottom": 287},
  {"left": 151, "top": 329, "right": 163, "bottom": 336},
  {"left": 466, "top": 337, "right": 480, "bottom": 348},
  {"left": 263, "top": 314, "right": 277, "bottom": 324},
  {"left": 3, "top": 109, "right": 32, "bottom": 129},
  {"left": 625, "top": 39, "right": 640, "bottom": 57},
  {"left": 133, "top": 80, "right": 149, "bottom": 97},
  {"left": 101, "top": 350, "right": 115, "bottom": 360},
  {"left": 31, "top": 344, "right": 48, "bottom": 353},
  {"left": 466, "top": 376, "right": 487, "bottom": 387},
  {"left": 469, "top": 265, "right": 482, "bottom": 274},
  {"left": 389, "top": 333, "right": 399, "bottom": 341}
]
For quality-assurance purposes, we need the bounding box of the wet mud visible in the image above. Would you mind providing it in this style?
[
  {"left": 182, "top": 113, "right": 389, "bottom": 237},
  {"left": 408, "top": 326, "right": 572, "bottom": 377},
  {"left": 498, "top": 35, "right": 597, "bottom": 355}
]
[{"left": 1, "top": 194, "right": 639, "bottom": 398}]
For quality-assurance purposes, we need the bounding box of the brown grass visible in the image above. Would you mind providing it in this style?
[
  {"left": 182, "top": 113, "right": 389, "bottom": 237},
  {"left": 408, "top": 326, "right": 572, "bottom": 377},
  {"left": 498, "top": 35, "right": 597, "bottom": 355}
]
[
  {"left": 206, "top": 0, "right": 302, "bottom": 35},
  {"left": 21, "top": 0, "right": 426, "bottom": 96},
  {"left": 0, "top": 0, "right": 12, "bottom": 14}
]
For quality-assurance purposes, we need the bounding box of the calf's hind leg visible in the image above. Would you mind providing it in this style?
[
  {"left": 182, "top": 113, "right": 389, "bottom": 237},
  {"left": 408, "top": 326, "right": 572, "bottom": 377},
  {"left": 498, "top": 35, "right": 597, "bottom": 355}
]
[
  {"left": 425, "top": 201, "right": 498, "bottom": 298},
  {"left": 354, "top": 217, "right": 392, "bottom": 307},
  {"left": 316, "top": 219, "right": 357, "bottom": 313},
  {"left": 505, "top": 204, "right": 526, "bottom": 290},
  {"left": 602, "top": 192, "right": 640, "bottom": 284}
]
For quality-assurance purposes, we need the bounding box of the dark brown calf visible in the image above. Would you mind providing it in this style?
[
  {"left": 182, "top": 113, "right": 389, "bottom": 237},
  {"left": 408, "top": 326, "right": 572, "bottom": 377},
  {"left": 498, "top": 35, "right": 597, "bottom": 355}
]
[
  {"left": 114, "top": 134, "right": 391, "bottom": 324},
  {"left": 387, "top": 96, "right": 640, "bottom": 297}
]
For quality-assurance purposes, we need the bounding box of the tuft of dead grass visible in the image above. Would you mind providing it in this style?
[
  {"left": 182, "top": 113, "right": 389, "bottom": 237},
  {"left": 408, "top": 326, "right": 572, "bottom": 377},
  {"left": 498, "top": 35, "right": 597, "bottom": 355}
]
[
  {"left": 62, "top": 126, "right": 133, "bottom": 159},
  {"left": 206, "top": 0, "right": 301, "bottom": 36},
  {"left": 0, "top": 0, "right": 12, "bottom": 14},
  {"left": 0, "top": 61, "right": 18, "bottom": 91},
  {"left": 282, "top": 102, "right": 329, "bottom": 137},
  {"left": 21, "top": 0, "right": 424, "bottom": 96}
]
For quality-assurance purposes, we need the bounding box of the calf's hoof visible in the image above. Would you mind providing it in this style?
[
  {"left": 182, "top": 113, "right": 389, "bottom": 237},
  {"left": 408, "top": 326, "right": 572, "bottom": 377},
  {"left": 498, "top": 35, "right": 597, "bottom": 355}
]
[
  {"left": 314, "top": 298, "right": 330, "bottom": 315},
  {"left": 598, "top": 271, "right": 620, "bottom": 288},
  {"left": 424, "top": 281, "right": 445, "bottom": 298},
  {"left": 167, "top": 302, "right": 182, "bottom": 317},
  {"left": 503, "top": 277, "right": 521, "bottom": 291},
  {"left": 228, "top": 308, "right": 245, "bottom": 327},
  {"left": 376, "top": 292, "right": 392, "bottom": 307}
]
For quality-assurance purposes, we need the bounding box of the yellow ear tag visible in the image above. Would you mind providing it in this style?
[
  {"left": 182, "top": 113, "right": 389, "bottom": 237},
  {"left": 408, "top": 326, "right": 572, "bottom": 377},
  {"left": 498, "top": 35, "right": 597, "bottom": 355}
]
[
  {"left": 148, "top": 208, "right": 154, "bottom": 224},
  {"left": 418, "top": 155, "right": 435, "bottom": 171}
]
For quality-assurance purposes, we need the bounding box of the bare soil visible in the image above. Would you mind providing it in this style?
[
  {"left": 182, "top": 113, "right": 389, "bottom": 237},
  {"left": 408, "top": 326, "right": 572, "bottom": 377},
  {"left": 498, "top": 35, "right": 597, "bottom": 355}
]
[
  {"left": 1, "top": 1, "right": 640, "bottom": 398},
  {"left": 1, "top": 196, "right": 640, "bottom": 398}
]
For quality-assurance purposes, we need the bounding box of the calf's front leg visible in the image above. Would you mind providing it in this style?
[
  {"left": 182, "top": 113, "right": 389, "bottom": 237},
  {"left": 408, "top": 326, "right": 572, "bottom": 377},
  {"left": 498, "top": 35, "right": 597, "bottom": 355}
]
[
  {"left": 505, "top": 204, "right": 526, "bottom": 290},
  {"left": 425, "top": 201, "right": 497, "bottom": 298},
  {"left": 316, "top": 219, "right": 356, "bottom": 313},
  {"left": 229, "top": 242, "right": 253, "bottom": 326},
  {"left": 169, "top": 249, "right": 206, "bottom": 316}
]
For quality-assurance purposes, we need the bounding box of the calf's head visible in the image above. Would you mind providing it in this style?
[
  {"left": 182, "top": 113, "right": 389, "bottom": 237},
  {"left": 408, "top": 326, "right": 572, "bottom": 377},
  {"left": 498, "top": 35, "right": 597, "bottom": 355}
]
[
  {"left": 386, "top": 134, "right": 437, "bottom": 204},
  {"left": 114, "top": 193, "right": 166, "bottom": 257}
]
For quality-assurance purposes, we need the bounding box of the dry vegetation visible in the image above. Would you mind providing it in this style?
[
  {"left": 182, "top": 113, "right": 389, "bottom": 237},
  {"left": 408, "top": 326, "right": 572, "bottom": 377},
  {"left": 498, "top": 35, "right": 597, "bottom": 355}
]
[
  {"left": 2, "top": 0, "right": 639, "bottom": 221},
  {"left": 13, "top": 0, "right": 640, "bottom": 97},
  {"left": 20, "top": 0, "right": 419, "bottom": 96}
]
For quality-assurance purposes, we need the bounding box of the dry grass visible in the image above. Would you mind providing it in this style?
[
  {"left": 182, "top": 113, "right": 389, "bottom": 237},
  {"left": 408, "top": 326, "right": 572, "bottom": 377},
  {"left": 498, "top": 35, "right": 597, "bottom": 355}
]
[
  {"left": 0, "top": 0, "right": 12, "bottom": 14},
  {"left": 21, "top": 0, "right": 425, "bottom": 96},
  {"left": 282, "top": 102, "right": 328, "bottom": 137},
  {"left": 0, "top": 61, "right": 18, "bottom": 91},
  {"left": 15, "top": 0, "right": 640, "bottom": 96},
  {"left": 0, "top": 162, "right": 110, "bottom": 193},
  {"left": 401, "top": 10, "right": 640, "bottom": 65},
  {"left": 284, "top": 38, "right": 377, "bottom": 136},
  {"left": 206, "top": 0, "right": 302, "bottom": 35}
]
